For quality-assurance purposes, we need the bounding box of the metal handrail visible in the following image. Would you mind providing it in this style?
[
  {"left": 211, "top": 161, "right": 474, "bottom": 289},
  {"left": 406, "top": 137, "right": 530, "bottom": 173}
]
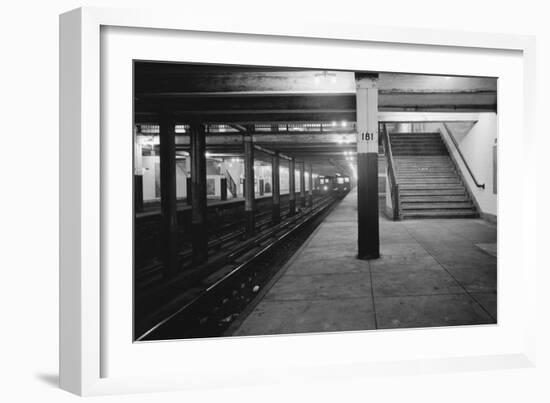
[
  {"left": 381, "top": 124, "right": 400, "bottom": 220},
  {"left": 225, "top": 170, "right": 238, "bottom": 197},
  {"left": 442, "top": 123, "right": 485, "bottom": 189}
]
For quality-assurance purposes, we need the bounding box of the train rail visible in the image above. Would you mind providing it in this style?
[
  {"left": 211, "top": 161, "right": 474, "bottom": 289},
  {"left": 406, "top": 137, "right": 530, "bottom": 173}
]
[{"left": 136, "top": 193, "right": 341, "bottom": 341}]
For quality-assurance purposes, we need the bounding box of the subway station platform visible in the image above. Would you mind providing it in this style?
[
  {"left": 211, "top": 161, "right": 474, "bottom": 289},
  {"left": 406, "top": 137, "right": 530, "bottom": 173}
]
[{"left": 231, "top": 187, "right": 496, "bottom": 336}]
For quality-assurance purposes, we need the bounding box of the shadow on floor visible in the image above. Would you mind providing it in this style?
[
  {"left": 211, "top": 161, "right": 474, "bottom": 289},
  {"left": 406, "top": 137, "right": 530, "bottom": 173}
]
[{"left": 35, "top": 373, "right": 59, "bottom": 388}]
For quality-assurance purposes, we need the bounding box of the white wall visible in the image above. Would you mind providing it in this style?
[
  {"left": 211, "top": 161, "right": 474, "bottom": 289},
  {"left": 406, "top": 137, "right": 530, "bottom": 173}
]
[
  {"left": 141, "top": 156, "right": 189, "bottom": 201},
  {"left": 437, "top": 113, "right": 498, "bottom": 218},
  {"left": 255, "top": 164, "right": 273, "bottom": 194},
  {"left": 142, "top": 155, "right": 159, "bottom": 201},
  {"left": 206, "top": 174, "right": 222, "bottom": 198},
  {"left": 176, "top": 160, "right": 188, "bottom": 199},
  {"left": 279, "top": 167, "right": 289, "bottom": 194}
]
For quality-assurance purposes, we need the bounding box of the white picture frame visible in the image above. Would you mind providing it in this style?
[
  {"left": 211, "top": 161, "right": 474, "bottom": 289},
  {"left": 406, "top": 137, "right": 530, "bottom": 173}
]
[{"left": 59, "top": 6, "right": 537, "bottom": 396}]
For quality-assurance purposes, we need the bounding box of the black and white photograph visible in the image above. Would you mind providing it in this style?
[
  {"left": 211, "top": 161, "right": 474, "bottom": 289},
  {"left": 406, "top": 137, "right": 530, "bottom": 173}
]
[
  {"left": 133, "top": 62, "right": 498, "bottom": 341},
  {"left": 4, "top": 0, "right": 548, "bottom": 400}
]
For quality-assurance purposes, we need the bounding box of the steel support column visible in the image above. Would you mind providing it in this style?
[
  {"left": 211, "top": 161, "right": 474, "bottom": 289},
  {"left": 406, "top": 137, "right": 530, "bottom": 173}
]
[
  {"left": 159, "top": 113, "right": 179, "bottom": 277},
  {"left": 244, "top": 134, "right": 255, "bottom": 237},
  {"left": 308, "top": 163, "right": 314, "bottom": 207},
  {"left": 288, "top": 158, "right": 296, "bottom": 216},
  {"left": 299, "top": 162, "right": 306, "bottom": 208},
  {"left": 356, "top": 73, "right": 380, "bottom": 260},
  {"left": 272, "top": 153, "right": 280, "bottom": 224},
  {"left": 134, "top": 126, "right": 144, "bottom": 213},
  {"left": 190, "top": 122, "right": 208, "bottom": 264}
]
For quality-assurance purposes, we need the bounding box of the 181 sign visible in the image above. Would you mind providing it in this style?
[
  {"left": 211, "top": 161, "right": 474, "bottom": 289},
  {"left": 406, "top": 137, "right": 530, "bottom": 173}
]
[
  {"left": 357, "top": 131, "right": 377, "bottom": 153},
  {"left": 360, "top": 132, "right": 376, "bottom": 141}
]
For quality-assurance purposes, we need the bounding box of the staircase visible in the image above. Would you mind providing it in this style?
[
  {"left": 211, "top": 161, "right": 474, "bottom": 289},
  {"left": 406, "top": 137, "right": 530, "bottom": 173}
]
[{"left": 390, "top": 132, "right": 478, "bottom": 219}]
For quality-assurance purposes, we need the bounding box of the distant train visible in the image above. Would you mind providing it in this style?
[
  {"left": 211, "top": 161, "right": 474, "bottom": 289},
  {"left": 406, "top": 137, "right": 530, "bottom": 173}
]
[{"left": 316, "top": 175, "right": 351, "bottom": 198}]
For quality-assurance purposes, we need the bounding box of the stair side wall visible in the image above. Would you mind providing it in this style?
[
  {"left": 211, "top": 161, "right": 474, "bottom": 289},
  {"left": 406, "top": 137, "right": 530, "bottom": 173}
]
[{"left": 435, "top": 117, "right": 497, "bottom": 222}]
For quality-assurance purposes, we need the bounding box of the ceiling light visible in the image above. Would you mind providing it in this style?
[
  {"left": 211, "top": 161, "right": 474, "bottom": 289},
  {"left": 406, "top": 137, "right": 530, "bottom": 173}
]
[{"left": 314, "top": 70, "right": 337, "bottom": 83}]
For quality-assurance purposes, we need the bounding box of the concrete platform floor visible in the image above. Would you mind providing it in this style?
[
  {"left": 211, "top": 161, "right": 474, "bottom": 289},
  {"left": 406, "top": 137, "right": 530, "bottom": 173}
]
[{"left": 232, "top": 187, "right": 496, "bottom": 336}]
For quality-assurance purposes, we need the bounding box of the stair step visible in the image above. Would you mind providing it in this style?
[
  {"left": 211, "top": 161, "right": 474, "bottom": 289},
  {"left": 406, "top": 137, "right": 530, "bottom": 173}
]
[
  {"left": 395, "top": 162, "right": 452, "bottom": 166},
  {"left": 393, "top": 149, "right": 446, "bottom": 151},
  {"left": 391, "top": 143, "right": 444, "bottom": 147},
  {"left": 396, "top": 167, "right": 454, "bottom": 171},
  {"left": 397, "top": 173, "right": 457, "bottom": 178},
  {"left": 390, "top": 137, "right": 441, "bottom": 139},
  {"left": 398, "top": 176, "right": 460, "bottom": 180},
  {"left": 398, "top": 178, "right": 459, "bottom": 182},
  {"left": 393, "top": 148, "right": 446, "bottom": 152},
  {"left": 392, "top": 145, "right": 444, "bottom": 147},
  {"left": 390, "top": 133, "right": 440, "bottom": 137},
  {"left": 391, "top": 140, "right": 443, "bottom": 143},
  {"left": 393, "top": 150, "right": 448, "bottom": 154},
  {"left": 394, "top": 155, "right": 451, "bottom": 159},
  {"left": 397, "top": 171, "right": 455, "bottom": 174},
  {"left": 395, "top": 162, "right": 452, "bottom": 165},
  {"left": 394, "top": 153, "right": 449, "bottom": 157},
  {"left": 391, "top": 142, "right": 445, "bottom": 145},
  {"left": 401, "top": 210, "right": 480, "bottom": 219},
  {"left": 397, "top": 172, "right": 456, "bottom": 175},
  {"left": 399, "top": 184, "right": 466, "bottom": 190},
  {"left": 399, "top": 178, "right": 460, "bottom": 182},
  {"left": 396, "top": 165, "right": 454, "bottom": 169},
  {"left": 397, "top": 172, "right": 455, "bottom": 175},
  {"left": 396, "top": 164, "right": 454, "bottom": 168},
  {"left": 395, "top": 154, "right": 449, "bottom": 157},
  {"left": 400, "top": 195, "right": 470, "bottom": 202},
  {"left": 392, "top": 150, "right": 448, "bottom": 153},
  {"left": 391, "top": 140, "right": 443, "bottom": 144},
  {"left": 393, "top": 149, "right": 446, "bottom": 153},
  {"left": 395, "top": 156, "right": 450, "bottom": 159},
  {"left": 399, "top": 180, "right": 461, "bottom": 186},
  {"left": 395, "top": 159, "right": 451, "bottom": 163},
  {"left": 392, "top": 147, "right": 447, "bottom": 156},
  {"left": 400, "top": 190, "right": 467, "bottom": 197},
  {"left": 391, "top": 135, "right": 442, "bottom": 139},
  {"left": 401, "top": 202, "right": 474, "bottom": 210}
]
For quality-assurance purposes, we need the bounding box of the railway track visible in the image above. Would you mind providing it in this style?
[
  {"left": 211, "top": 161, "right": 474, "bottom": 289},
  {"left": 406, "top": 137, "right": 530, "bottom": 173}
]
[
  {"left": 135, "top": 194, "right": 340, "bottom": 341},
  {"left": 135, "top": 195, "right": 325, "bottom": 290}
]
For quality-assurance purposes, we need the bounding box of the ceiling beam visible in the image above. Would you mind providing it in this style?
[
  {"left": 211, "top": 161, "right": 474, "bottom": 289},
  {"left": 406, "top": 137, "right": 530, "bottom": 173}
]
[
  {"left": 135, "top": 93, "right": 495, "bottom": 120},
  {"left": 168, "top": 133, "right": 356, "bottom": 145},
  {"left": 135, "top": 64, "right": 496, "bottom": 95}
]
